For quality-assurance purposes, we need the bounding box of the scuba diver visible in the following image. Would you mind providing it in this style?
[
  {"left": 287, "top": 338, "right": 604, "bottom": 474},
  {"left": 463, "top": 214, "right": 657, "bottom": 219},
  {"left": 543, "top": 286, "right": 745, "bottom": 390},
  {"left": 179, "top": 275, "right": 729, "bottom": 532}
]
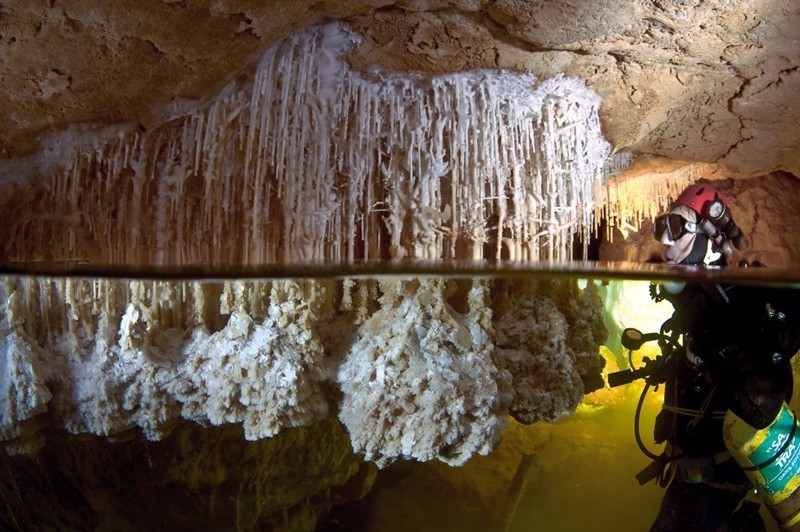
[{"left": 612, "top": 183, "right": 800, "bottom": 531}]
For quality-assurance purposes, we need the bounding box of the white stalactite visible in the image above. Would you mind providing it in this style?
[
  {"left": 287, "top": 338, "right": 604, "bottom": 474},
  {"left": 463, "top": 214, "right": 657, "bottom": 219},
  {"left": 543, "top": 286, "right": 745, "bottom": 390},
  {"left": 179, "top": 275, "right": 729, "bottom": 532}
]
[
  {"left": 176, "top": 281, "right": 330, "bottom": 440},
  {"left": 2, "top": 22, "right": 613, "bottom": 265},
  {"left": 598, "top": 158, "right": 721, "bottom": 241},
  {"left": 0, "top": 278, "right": 334, "bottom": 450},
  {"left": 494, "top": 279, "right": 607, "bottom": 424}
]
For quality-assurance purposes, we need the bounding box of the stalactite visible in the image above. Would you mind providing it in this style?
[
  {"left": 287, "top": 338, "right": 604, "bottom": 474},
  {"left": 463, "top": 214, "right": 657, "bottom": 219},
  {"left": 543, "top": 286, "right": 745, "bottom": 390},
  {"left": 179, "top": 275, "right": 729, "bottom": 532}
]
[
  {"left": 494, "top": 279, "right": 606, "bottom": 424},
  {"left": 0, "top": 278, "right": 335, "bottom": 447},
  {"left": 177, "top": 280, "right": 331, "bottom": 440},
  {"left": 599, "top": 159, "right": 722, "bottom": 240},
  {"left": 1, "top": 22, "right": 613, "bottom": 266}
]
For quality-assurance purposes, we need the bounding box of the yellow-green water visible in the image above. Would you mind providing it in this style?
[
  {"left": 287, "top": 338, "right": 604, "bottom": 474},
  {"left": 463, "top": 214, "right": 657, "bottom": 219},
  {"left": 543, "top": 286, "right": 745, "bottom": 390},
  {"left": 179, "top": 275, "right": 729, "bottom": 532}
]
[
  {"left": 328, "top": 381, "right": 666, "bottom": 531},
  {"left": 334, "top": 378, "right": 789, "bottom": 531}
]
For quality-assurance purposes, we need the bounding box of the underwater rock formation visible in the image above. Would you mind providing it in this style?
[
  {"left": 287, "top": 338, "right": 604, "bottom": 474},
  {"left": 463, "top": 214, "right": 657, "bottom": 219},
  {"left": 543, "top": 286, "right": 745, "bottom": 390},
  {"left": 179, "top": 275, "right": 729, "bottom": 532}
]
[
  {"left": 495, "top": 279, "right": 606, "bottom": 424},
  {"left": 338, "top": 279, "right": 509, "bottom": 467},
  {"left": 0, "top": 418, "right": 371, "bottom": 531},
  {"left": 0, "top": 276, "right": 606, "bottom": 467}
]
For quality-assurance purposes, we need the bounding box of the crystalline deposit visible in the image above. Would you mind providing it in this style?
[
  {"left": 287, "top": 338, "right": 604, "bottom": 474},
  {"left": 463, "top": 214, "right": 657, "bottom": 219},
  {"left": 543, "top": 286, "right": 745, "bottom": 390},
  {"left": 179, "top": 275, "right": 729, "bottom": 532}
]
[
  {"left": 0, "top": 22, "right": 611, "bottom": 465},
  {"left": 495, "top": 279, "right": 607, "bottom": 423},
  {"left": 337, "top": 279, "right": 510, "bottom": 467},
  {"left": 0, "top": 279, "right": 333, "bottom": 451},
  {"left": 1, "top": 22, "right": 611, "bottom": 265},
  {"left": 0, "top": 277, "right": 606, "bottom": 466}
]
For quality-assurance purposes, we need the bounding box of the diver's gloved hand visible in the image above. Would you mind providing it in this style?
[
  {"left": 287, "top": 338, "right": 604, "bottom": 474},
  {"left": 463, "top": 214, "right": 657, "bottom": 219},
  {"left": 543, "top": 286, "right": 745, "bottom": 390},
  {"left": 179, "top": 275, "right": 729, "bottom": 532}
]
[{"left": 674, "top": 456, "right": 715, "bottom": 484}]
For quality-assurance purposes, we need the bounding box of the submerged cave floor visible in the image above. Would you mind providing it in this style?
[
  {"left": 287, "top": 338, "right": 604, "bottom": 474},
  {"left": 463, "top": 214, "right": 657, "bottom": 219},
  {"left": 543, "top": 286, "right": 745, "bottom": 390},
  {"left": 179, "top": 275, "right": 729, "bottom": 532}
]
[
  {"left": 322, "top": 379, "right": 784, "bottom": 532},
  {"left": 0, "top": 365, "right": 790, "bottom": 531}
]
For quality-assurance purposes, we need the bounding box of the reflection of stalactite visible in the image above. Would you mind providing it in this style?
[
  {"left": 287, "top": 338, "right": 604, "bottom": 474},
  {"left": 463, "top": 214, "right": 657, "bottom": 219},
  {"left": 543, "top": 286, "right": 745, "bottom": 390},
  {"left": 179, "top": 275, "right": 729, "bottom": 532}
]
[{"left": 2, "top": 22, "right": 611, "bottom": 266}]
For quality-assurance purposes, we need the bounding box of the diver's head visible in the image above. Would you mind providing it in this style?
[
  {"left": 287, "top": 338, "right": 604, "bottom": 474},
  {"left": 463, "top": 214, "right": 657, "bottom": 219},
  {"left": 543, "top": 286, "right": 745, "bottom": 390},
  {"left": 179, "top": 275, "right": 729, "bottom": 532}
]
[{"left": 653, "top": 183, "right": 746, "bottom": 266}]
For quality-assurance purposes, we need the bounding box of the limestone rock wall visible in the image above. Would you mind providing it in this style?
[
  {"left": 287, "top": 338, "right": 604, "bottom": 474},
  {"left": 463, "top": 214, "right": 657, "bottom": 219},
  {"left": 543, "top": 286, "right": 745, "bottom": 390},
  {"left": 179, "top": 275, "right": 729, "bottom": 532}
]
[{"left": 2, "top": 1, "right": 799, "bottom": 175}]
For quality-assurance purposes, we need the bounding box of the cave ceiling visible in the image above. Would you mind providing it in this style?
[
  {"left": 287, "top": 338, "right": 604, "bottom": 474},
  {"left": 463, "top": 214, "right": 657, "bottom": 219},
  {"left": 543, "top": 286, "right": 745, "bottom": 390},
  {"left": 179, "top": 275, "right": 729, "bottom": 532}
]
[{"left": 1, "top": 0, "right": 798, "bottom": 176}]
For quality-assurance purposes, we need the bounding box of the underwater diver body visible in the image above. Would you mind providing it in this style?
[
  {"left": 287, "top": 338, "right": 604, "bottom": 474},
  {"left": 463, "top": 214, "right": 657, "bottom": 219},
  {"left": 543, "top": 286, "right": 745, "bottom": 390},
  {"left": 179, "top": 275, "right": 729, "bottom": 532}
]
[
  {"left": 647, "top": 280, "right": 798, "bottom": 531},
  {"left": 643, "top": 184, "right": 800, "bottom": 531}
]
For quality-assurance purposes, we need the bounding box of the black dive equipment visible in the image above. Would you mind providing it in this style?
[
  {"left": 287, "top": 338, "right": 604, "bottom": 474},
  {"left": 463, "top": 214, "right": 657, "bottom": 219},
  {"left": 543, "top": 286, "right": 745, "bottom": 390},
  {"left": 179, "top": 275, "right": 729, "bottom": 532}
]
[{"left": 607, "top": 283, "right": 800, "bottom": 530}]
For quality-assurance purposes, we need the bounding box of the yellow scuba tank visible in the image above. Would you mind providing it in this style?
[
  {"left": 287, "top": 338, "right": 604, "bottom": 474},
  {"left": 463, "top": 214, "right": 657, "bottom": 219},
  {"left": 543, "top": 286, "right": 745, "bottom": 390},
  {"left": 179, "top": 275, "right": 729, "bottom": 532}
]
[{"left": 723, "top": 402, "right": 800, "bottom": 530}]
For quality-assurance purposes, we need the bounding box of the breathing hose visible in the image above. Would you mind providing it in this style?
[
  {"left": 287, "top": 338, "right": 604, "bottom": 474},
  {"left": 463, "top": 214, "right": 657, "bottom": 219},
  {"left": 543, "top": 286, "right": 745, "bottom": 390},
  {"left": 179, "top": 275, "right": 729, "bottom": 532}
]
[{"left": 634, "top": 380, "right": 682, "bottom": 464}]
